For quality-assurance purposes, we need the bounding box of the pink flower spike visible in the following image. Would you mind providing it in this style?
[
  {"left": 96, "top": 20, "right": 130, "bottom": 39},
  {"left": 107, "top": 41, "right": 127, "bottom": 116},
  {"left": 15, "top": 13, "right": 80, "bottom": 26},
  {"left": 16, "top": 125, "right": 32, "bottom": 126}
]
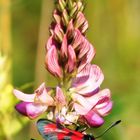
[
  {"left": 66, "top": 45, "right": 76, "bottom": 73},
  {"left": 45, "top": 45, "right": 62, "bottom": 78},
  {"left": 84, "top": 110, "right": 104, "bottom": 127},
  {"left": 56, "top": 87, "right": 66, "bottom": 106}
]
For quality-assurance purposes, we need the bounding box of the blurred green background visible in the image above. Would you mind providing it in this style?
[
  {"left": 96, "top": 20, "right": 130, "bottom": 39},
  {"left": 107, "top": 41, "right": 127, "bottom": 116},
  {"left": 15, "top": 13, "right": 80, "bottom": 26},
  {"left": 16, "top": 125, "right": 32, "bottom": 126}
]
[{"left": 0, "top": 0, "right": 140, "bottom": 139}]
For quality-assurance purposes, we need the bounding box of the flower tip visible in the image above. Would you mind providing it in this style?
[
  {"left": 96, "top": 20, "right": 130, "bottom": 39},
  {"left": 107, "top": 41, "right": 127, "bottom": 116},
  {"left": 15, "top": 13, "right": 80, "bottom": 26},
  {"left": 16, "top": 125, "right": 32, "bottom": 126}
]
[
  {"left": 15, "top": 102, "right": 28, "bottom": 117},
  {"left": 84, "top": 111, "right": 104, "bottom": 127}
]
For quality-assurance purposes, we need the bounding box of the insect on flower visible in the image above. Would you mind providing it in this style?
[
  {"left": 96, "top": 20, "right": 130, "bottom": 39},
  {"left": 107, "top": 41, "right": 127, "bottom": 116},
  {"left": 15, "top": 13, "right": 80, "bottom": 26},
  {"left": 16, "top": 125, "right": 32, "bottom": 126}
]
[{"left": 36, "top": 119, "right": 121, "bottom": 140}]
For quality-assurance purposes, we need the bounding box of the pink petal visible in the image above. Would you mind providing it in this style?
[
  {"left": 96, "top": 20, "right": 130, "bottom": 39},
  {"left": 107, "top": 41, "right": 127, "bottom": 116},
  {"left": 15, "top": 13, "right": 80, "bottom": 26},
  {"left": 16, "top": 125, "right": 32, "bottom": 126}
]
[
  {"left": 56, "top": 86, "right": 66, "bottom": 106},
  {"left": 73, "top": 89, "right": 111, "bottom": 114},
  {"left": 72, "top": 64, "right": 104, "bottom": 95},
  {"left": 13, "top": 89, "right": 35, "bottom": 102},
  {"left": 54, "top": 24, "right": 64, "bottom": 41},
  {"left": 45, "top": 45, "right": 62, "bottom": 77},
  {"left": 75, "top": 12, "right": 86, "bottom": 29},
  {"left": 66, "top": 45, "right": 76, "bottom": 73},
  {"left": 86, "top": 89, "right": 111, "bottom": 107},
  {"left": 96, "top": 101, "right": 113, "bottom": 117},
  {"left": 78, "top": 44, "right": 95, "bottom": 72},
  {"left": 84, "top": 110, "right": 104, "bottom": 127},
  {"left": 72, "top": 93, "right": 93, "bottom": 114},
  {"left": 35, "top": 83, "right": 54, "bottom": 105},
  {"left": 46, "top": 36, "right": 57, "bottom": 50},
  {"left": 60, "top": 35, "right": 68, "bottom": 57},
  {"left": 78, "top": 37, "right": 90, "bottom": 59},
  {"left": 81, "top": 20, "right": 88, "bottom": 33},
  {"left": 73, "top": 103, "right": 89, "bottom": 115},
  {"left": 26, "top": 103, "right": 47, "bottom": 119},
  {"left": 72, "top": 29, "right": 83, "bottom": 49},
  {"left": 15, "top": 102, "right": 30, "bottom": 116}
]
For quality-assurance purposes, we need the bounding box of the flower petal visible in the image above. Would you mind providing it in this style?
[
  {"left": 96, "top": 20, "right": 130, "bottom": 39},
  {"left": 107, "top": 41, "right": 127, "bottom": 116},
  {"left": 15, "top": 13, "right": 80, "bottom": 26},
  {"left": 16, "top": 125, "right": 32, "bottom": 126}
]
[
  {"left": 26, "top": 103, "right": 47, "bottom": 119},
  {"left": 72, "top": 93, "right": 93, "bottom": 114},
  {"left": 84, "top": 110, "right": 104, "bottom": 127},
  {"left": 15, "top": 102, "right": 47, "bottom": 119},
  {"left": 15, "top": 102, "right": 30, "bottom": 116},
  {"left": 35, "top": 83, "right": 54, "bottom": 105},
  {"left": 13, "top": 89, "right": 35, "bottom": 102},
  {"left": 56, "top": 86, "right": 66, "bottom": 106},
  {"left": 60, "top": 35, "right": 68, "bottom": 57},
  {"left": 45, "top": 45, "right": 62, "bottom": 78},
  {"left": 78, "top": 43, "right": 95, "bottom": 72},
  {"left": 96, "top": 101, "right": 113, "bottom": 117},
  {"left": 72, "top": 64, "right": 104, "bottom": 95},
  {"left": 86, "top": 89, "right": 111, "bottom": 107},
  {"left": 66, "top": 45, "right": 76, "bottom": 73}
]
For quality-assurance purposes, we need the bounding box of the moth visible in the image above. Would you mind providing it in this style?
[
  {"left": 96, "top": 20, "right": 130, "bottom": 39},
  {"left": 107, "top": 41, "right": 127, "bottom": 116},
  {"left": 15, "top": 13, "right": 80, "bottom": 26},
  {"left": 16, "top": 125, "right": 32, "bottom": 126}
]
[{"left": 36, "top": 119, "right": 121, "bottom": 140}]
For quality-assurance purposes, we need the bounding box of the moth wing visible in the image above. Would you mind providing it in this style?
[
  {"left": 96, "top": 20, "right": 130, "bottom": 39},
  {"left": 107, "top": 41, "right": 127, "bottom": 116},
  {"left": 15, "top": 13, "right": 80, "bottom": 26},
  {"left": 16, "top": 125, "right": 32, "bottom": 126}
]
[{"left": 37, "top": 119, "right": 84, "bottom": 140}]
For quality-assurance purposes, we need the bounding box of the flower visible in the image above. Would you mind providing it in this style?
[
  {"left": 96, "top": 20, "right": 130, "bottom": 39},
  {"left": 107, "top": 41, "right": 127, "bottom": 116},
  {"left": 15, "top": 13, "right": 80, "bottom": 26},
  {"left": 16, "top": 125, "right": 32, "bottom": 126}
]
[
  {"left": 13, "top": 83, "right": 54, "bottom": 119},
  {"left": 69, "top": 64, "right": 112, "bottom": 127}
]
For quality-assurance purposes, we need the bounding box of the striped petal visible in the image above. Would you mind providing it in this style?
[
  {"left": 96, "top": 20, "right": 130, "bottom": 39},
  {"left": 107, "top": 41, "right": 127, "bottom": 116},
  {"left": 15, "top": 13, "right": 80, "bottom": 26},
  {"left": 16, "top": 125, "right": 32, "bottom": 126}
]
[
  {"left": 84, "top": 110, "right": 104, "bottom": 127},
  {"left": 72, "top": 64, "right": 104, "bottom": 95}
]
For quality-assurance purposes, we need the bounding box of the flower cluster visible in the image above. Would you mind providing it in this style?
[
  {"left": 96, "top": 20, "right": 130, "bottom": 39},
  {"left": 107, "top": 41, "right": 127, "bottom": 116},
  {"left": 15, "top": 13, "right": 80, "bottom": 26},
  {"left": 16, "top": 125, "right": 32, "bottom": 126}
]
[{"left": 13, "top": 0, "right": 112, "bottom": 128}]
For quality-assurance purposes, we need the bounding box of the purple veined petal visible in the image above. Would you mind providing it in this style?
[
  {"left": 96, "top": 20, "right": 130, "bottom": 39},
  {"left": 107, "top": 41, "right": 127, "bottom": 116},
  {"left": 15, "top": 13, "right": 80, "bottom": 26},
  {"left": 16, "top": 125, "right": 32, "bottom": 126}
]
[
  {"left": 73, "top": 103, "right": 90, "bottom": 115},
  {"left": 60, "top": 35, "right": 68, "bottom": 57},
  {"left": 86, "top": 89, "right": 111, "bottom": 107},
  {"left": 56, "top": 86, "right": 66, "bottom": 106},
  {"left": 72, "top": 29, "right": 83, "bottom": 49},
  {"left": 96, "top": 101, "right": 113, "bottom": 117},
  {"left": 72, "top": 64, "right": 104, "bottom": 95},
  {"left": 45, "top": 45, "right": 62, "bottom": 78},
  {"left": 81, "top": 20, "right": 88, "bottom": 33},
  {"left": 75, "top": 12, "right": 86, "bottom": 29},
  {"left": 54, "top": 24, "right": 64, "bottom": 41},
  {"left": 84, "top": 110, "right": 104, "bottom": 127},
  {"left": 46, "top": 36, "right": 57, "bottom": 50},
  {"left": 78, "top": 44, "right": 96, "bottom": 73},
  {"left": 66, "top": 45, "right": 76, "bottom": 73},
  {"left": 72, "top": 89, "right": 111, "bottom": 115},
  {"left": 13, "top": 89, "right": 35, "bottom": 102},
  {"left": 26, "top": 103, "right": 48, "bottom": 119},
  {"left": 78, "top": 37, "right": 90, "bottom": 59},
  {"left": 35, "top": 83, "right": 54, "bottom": 105},
  {"left": 72, "top": 93, "right": 93, "bottom": 114}
]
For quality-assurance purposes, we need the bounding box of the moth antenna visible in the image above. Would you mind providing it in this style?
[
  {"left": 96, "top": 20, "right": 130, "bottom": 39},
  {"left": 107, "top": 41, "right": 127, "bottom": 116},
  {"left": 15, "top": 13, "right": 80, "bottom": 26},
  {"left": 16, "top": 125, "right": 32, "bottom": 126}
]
[{"left": 95, "top": 120, "right": 121, "bottom": 139}]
